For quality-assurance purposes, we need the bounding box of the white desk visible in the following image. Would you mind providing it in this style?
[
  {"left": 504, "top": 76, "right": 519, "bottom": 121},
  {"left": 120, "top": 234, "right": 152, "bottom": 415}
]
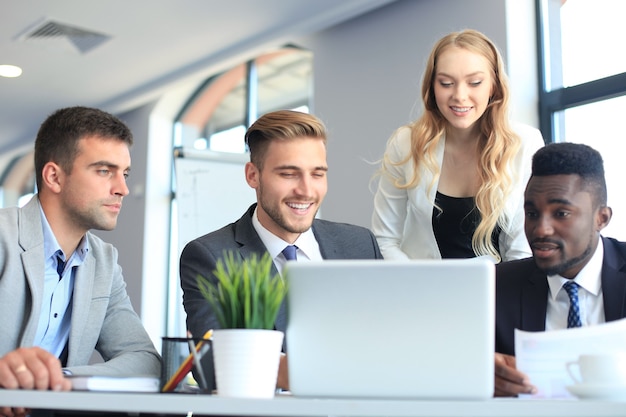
[{"left": 0, "top": 390, "right": 625, "bottom": 417}]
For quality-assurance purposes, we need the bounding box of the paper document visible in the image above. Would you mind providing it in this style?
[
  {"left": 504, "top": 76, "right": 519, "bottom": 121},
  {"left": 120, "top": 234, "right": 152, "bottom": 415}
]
[
  {"left": 515, "top": 318, "right": 626, "bottom": 398},
  {"left": 69, "top": 375, "right": 160, "bottom": 392}
]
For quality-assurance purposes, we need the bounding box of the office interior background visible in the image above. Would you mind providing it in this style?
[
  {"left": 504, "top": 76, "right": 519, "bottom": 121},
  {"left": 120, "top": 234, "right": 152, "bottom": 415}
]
[{"left": 1, "top": 0, "right": 624, "bottom": 351}]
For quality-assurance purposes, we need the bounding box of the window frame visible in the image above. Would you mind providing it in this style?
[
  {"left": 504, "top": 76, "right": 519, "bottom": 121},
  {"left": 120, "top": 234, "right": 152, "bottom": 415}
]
[{"left": 535, "top": 0, "right": 626, "bottom": 142}]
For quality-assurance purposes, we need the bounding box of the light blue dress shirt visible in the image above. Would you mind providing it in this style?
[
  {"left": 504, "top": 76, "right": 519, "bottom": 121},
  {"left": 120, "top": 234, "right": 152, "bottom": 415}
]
[{"left": 33, "top": 206, "right": 89, "bottom": 358}]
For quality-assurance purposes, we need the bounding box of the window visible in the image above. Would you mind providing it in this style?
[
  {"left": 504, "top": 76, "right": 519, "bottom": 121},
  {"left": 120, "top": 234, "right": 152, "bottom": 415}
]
[
  {"left": 0, "top": 150, "right": 36, "bottom": 208},
  {"left": 537, "top": 0, "right": 626, "bottom": 239},
  {"left": 176, "top": 46, "right": 312, "bottom": 153}
]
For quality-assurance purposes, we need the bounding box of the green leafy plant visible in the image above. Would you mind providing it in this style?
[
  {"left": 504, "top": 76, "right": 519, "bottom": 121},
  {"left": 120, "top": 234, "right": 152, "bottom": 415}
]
[{"left": 197, "top": 251, "right": 288, "bottom": 329}]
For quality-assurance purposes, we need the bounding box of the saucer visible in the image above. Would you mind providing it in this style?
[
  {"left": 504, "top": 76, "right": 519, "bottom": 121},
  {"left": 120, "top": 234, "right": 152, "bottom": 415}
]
[{"left": 566, "top": 383, "right": 626, "bottom": 400}]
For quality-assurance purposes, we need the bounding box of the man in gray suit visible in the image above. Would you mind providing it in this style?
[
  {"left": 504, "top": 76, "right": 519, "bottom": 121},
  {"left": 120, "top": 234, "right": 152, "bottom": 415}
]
[
  {"left": 0, "top": 107, "right": 159, "bottom": 412},
  {"left": 180, "top": 110, "right": 383, "bottom": 390}
]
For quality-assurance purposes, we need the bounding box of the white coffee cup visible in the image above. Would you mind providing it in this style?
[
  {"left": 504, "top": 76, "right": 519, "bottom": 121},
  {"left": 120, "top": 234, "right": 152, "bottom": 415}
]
[{"left": 566, "top": 353, "right": 626, "bottom": 385}]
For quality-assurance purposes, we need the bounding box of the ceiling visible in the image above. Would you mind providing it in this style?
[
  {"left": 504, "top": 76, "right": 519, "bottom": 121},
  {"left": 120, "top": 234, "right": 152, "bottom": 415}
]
[{"left": 0, "top": 0, "right": 396, "bottom": 154}]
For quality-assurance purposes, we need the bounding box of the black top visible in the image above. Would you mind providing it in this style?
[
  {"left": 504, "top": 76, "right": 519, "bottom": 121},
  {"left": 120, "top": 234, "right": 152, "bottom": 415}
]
[{"left": 432, "top": 191, "right": 501, "bottom": 259}]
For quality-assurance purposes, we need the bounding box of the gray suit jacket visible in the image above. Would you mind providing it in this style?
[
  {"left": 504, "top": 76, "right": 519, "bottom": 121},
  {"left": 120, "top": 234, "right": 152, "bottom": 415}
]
[
  {"left": 495, "top": 236, "right": 626, "bottom": 356},
  {"left": 0, "top": 196, "right": 160, "bottom": 377},
  {"left": 180, "top": 203, "right": 384, "bottom": 347}
]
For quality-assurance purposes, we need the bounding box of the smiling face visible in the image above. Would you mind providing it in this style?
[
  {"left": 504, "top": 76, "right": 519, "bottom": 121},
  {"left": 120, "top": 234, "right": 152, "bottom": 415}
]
[
  {"left": 55, "top": 135, "right": 131, "bottom": 234},
  {"left": 245, "top": 136, "right": 328, "bottom": 243},
  {"left": 524, "top": 174, "right": 611, "bottom": 278},
  {"left": 433, "top": 46, "right": 494, "bottom": 133}
]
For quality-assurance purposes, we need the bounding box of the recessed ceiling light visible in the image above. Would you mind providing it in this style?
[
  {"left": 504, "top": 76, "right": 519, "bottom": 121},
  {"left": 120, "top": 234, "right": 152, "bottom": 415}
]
[{"left": 0, "top": 65, "right": 23, "bottom": 78}]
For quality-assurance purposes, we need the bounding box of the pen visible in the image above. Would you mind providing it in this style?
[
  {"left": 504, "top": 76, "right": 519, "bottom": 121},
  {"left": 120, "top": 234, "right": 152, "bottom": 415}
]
[
  {"left": 162, "top": 329, "right": 213, "bottom": 392},
  {"left": 187, "top": 338, "right": 209, "bottom": 391}
]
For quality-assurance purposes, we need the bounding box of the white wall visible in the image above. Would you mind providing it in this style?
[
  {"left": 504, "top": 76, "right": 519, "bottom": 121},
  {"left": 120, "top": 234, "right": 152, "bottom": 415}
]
[{"left": 102, "top": 0, "right": 539, "bottom": 342}]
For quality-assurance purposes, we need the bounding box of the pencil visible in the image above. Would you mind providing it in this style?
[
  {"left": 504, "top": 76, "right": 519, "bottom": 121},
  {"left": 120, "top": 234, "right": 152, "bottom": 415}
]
[{"left": 162, "top": 329, "right": 213, "bottom": 392}]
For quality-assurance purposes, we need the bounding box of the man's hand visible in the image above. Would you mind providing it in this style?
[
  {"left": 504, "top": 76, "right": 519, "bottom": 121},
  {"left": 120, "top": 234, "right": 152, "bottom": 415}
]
[
  {"left": 276, "top": 353, "right": 289, "bottom": 391},
  {"left": 494, "top": 352, "right": 537, "bottom": 397},
  {"left": 0, "top": 347, "right": 72, "bottom": 417}
]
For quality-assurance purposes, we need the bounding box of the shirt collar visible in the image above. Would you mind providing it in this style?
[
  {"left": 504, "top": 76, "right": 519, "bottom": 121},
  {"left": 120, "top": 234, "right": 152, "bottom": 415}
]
[
  {"left": 547, "top": 237, "right": 604, "bottom": 300},
  {"left": 251, "top": 205, "right": 317, "bottom": 260},
  {"left": 39, "top": 204, "right": 90, "bottom": 264}
]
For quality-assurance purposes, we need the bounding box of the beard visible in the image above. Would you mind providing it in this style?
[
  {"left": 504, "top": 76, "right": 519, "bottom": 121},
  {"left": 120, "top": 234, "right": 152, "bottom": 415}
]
[
  {"left": 536, "top": 240, "right": 594, "bottom": 277},
  {"left": 257, "top": 189, "right": 317, "bottom": 235},
  {"left": 62, "top": 196, "right": 119, "bottom": 232}
]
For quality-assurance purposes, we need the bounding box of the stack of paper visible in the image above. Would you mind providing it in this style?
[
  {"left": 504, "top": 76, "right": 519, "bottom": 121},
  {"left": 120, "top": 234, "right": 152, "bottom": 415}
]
[{"left": 515, "top": 318, "right": 626, "bottom": 398}]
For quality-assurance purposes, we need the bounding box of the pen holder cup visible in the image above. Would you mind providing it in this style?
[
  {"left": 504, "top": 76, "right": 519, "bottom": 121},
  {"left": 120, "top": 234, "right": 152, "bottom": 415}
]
[{"left": 160, "top": 336, "right": 214, "bottom": 394}]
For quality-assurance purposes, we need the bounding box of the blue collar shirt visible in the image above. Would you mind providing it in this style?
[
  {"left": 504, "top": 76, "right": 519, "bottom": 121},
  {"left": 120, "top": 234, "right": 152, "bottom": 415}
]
[{"left": 33, "top": 205, "right": 89, "bottom": 358}]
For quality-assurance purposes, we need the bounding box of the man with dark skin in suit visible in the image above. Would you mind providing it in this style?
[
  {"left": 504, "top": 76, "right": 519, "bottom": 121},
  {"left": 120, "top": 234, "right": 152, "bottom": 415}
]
[{"left": 493, "top": 142, "right": 626, "bottom": 397}]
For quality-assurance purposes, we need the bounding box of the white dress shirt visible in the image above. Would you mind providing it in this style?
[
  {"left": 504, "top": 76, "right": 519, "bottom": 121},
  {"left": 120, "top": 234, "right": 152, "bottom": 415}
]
[
  {"left": 545, "top": 238, "right": 605, "bottom": 330},
  {"left": 251, "top": 206, "right": 323, "bottom": 276}
]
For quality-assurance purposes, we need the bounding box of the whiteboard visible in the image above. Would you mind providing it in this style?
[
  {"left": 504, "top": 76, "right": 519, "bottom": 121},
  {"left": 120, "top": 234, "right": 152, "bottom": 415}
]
[{"left": 174, "top": 149, "right": 256, "bottom": 254}]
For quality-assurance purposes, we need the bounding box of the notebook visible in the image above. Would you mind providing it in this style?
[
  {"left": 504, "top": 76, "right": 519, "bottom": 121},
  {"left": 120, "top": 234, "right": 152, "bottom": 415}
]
[
  {"left": 68, "top": 375, "right": 160, "bottom": 392},
  {"left": 283, "top": 258, "right": 495, "bottom": 400}
]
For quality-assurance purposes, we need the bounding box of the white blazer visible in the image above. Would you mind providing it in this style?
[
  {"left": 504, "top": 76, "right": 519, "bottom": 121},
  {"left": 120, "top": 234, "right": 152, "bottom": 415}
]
[{"left": 371, "top": 123, "right": 545, "bottom": 261}]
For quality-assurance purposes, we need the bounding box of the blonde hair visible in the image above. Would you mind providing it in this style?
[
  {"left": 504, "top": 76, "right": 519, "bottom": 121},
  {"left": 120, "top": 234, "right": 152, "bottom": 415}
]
[
  {"left": 245, "top": 110, "right": 327, "bottom": 170},
  {"left": 384, "top": 29, "right": 521, "bottom": 262}
]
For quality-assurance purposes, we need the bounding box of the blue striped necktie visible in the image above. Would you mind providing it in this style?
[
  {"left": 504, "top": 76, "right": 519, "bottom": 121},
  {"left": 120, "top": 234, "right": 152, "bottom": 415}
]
[
  {"left": 563, "top": 281, "right": 582, "bottom": 328},
  {"left": 282, "top": 245, "right": 298, "bottom": 261}
]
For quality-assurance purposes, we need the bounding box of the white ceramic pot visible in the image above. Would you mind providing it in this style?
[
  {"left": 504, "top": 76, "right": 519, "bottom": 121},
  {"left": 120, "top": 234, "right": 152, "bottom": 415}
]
[{"left": 211, "top": 329, "right": 284, "bottom": 398}]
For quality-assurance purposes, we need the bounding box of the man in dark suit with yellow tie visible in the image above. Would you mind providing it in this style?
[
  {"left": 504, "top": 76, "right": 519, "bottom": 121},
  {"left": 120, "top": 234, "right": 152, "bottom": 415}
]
[
  {"left": 494, "top": 142, "right": 626, "bottom": 396},
  {"left": 179, "top": 110, "right": 383, "bottom": 390}
]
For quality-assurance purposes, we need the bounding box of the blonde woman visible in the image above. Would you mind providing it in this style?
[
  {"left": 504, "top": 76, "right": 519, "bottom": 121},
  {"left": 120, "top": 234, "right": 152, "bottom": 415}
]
[{"left": 372, "top": 29, "right": 544, "bottom": 262}]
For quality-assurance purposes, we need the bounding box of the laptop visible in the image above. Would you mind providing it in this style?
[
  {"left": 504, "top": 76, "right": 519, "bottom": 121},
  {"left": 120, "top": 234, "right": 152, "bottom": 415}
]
[{"left": 283, "top": 258, "right": 495, "bottom": 400}]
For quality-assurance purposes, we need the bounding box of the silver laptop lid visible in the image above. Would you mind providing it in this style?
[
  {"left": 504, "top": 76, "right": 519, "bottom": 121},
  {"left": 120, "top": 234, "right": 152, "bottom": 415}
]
[{"left": 284, "top": 258, "right": 495, "bottom": 400}]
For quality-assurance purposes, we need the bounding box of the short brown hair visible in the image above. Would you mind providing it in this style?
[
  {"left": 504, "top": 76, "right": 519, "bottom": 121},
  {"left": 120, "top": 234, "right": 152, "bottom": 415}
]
[
  {"left": 34, "top": 106, "right": 133, "bottom": 189},
  {"left": 245, "top": 110, "right": 327, "bottom": 170}
]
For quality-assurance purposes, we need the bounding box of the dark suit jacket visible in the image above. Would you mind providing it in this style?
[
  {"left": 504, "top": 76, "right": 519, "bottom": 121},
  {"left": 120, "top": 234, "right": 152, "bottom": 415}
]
[
  {"left": 180, "top": 203, "right": 384, "bottom": 347},
  {"left": 495, "top": 236, "right": 626, "bottom": 355}
]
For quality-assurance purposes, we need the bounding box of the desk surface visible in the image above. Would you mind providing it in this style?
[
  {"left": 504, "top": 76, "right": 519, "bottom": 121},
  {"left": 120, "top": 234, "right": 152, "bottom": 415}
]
[{"left": 1, "top": 390, "right": 626, "bottom": 417}]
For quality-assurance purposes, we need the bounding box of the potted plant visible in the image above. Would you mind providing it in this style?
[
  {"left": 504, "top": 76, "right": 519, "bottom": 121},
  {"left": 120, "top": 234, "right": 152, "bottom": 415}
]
[{"left": 197, "top": 250, "right": 287, "bottom": 398}]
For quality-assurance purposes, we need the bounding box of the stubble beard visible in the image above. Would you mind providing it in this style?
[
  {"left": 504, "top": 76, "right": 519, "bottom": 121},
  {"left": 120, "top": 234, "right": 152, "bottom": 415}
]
[
  {"left": 258, "top": 195, "right": 316, "bottom": 235},
  {"left": 536, "top": 241, "right": 594, "bottom": 277},
  {"left": 66, "top": 202, "right": 118, "bottom": 232}
]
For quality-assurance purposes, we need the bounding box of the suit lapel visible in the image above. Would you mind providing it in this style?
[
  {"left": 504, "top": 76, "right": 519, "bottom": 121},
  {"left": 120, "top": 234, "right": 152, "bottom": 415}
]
[
  {"left": 67, "top": 251, "right": 95, "bottom": 364},
  {"left": 600, "top": 237, "right": 626, "bottom": 321},
  {"left": 311, "top": 220, "right": 337, "bottom": 259},
  {"left": 521, "top": 262, "right": 549, "bottom": 332},
  {"left": 233, "top": 204, "right": 280, "bottom": 275},
  {"left": 18, "top": 197, "right": 46, "bottom": 345},
  {"left": 233, "top": 205, "right": 287, "bottom": 333}
]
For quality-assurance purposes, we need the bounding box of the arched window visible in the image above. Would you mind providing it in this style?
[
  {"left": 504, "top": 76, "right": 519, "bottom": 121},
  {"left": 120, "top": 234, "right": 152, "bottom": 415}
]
[
  {"left": 175, "top": 46, "right": 312, "bottom": 152},
  {"left": 0, "top": 150, "right": 35, "bottom": 208}
]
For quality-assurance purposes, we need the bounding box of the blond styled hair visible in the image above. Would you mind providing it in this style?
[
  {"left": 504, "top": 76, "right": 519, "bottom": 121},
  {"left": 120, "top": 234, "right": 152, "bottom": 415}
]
[
  {"left": 245, "top": 110, "right": 327, "bottom": 170},
  {"left": 384, "top": 29, "right": 521, "bottom": 262}
]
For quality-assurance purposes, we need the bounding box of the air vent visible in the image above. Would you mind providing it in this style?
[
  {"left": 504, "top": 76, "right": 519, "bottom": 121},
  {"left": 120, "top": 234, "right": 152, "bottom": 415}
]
[{"left": 17, "top": 19, "right": 110, "bottom": 54}]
